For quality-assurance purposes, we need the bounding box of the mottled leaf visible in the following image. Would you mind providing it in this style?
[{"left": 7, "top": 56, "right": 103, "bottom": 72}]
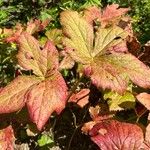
[
  {"left": 0, "top": 76, "right": 40, "bottom": 113},
  {"left": 104, "top": 91, "right": 135, "bottom": 111},
  {"left": 0, "top": 126, "right": 15, "bottom": 150},
  {"left": 26, "top": 72, "right": 68, "bottom": 130},
  {"left": 89, "top": 120, "right": 144, "bottom": 150}
]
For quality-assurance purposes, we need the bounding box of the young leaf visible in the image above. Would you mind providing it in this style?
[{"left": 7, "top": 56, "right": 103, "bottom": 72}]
[
  {"left": 104, "top": 91, "right": 135, "bottom": 111},
  {"left": 89, "top": 120, "right": 144, "bottom": 150},
  {"left": 0, "top": 126, "right": 15, "bottom": 150},
  {"left": 0, "top": 76, "right": 40, "bottom": 113},
  {"left": 26, "top": 72, "right": 68, "bottom": 130}
]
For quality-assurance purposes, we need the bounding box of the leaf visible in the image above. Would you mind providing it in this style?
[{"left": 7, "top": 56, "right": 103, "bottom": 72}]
[
  {"left": 142, "top": 123, "right": 150, "bottom": 149},
  {"left": 17, "top": 32, "right": 59, "bottom": 77},
  {"left": 39, "top": 40, "right": 59, "bottom": 77},
  {"left": 0, "top": 33, "right": 68, "bottom": 130},
  {"left": 101, "top": 4, "right": 129, "bottom": 27},
  {"left": 0, "top": 76, "right": 40, "bottom": 113},
  {"left": 68, "top": 89, "right": 90, "bottom": 107},
  {"left": 38, "top": 134, "right": 54, "bottom": 147},
  {"left": 45, "top": 29, "right": 62, "bottom": 45},
  {"left": 104, "top": 91, "right": 135, "bottom": 111},
  {"left": 60, "top": 10, "right": 94, "bottom": 64},
  {"left": 17, "top": 32, "right": 43, "bottom": 76},
  {"left": 136, "top": 93, "right": 150, "bottom": 110},
  {"left": 84, "top": 6, "right": 101, "bottom": 24},
  {"left": 84, "top": 53, "right": 150, "bottom": 93},
  {"left": 93, "top": 26, "right": 128, "bottom": 55},
  {"left": 26, "top": 72, "right": 68, "bottom": 130},
  {"left": 0, "top": 126, "right": 15, "bottom": 150},
  {"left": 59, "top": 55, "right": 75, "bottom": 70},
  {"left": 89, "top": 120, "right": 144, "bottom": 150},
  {"left": 26, "top": 19, "right": 50, "bottom": 35}
]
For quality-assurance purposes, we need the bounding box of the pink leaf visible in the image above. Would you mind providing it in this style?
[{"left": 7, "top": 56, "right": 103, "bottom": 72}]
[
  {"left": 101, "top": 4, "right": 129, "bottom": 27},
  {"left": 0, "top": 76, "right": 40, "bottom": 113},
  {"left": 0, "top": 126, "right": 15, "bottom": 150},
  {"left": 84, "top": 6, "right": 101, "bottom": 24},
  {"left": 89, "top": 120, "right": 144, "bottom": 150},
  {"left": 69, "top": 89, "right": 90, "bottom": 107},
  {"left": 136, "top": 93, "right": 150, "bottom": 110},
  {"left": 26, "top": 72, "right": 68, "bottom": 130}
]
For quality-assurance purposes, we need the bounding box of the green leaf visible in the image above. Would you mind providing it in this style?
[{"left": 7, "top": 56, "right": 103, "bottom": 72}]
[
  {"left": 38, "top": 134, "right": 54, "bottom": 147},
  {"left": 104, "top": 91, "right": 135, "bottom": 111}
]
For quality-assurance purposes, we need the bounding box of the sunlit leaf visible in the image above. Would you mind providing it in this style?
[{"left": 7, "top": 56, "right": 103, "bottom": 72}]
[{"left": 104, "top": 91, "right": 135, "bottom": 111}]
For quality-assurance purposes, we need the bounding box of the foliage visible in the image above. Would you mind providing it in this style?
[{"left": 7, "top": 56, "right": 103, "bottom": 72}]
[
  {"left": 1, "top": 2, "right": 150, "bottom": 150},
  {"left": 104, "top": 0, "right": 150, "bottom": 43}
]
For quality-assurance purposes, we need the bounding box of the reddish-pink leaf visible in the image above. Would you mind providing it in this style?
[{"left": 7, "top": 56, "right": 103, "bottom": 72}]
[
  {"left": 136, "top": 93, "right": 150, "bottom": 110},
  {"left": 0, "top": 126, "right": 15, "bottom": 150},
  {"left": 89, "top": 120, "right": 144, "bottom": 150},
  {"left": 69, "top": 89, "right": 90, "bottom": 107},
  {"left": 26, "top": 19, "right": 50, "bottom": 34},
  {"left": 101, "top": 4, "right": 129, "bottom": 27},
  {"left": 84, "top": 53, "right": 150, "bottom": 93},
  {"left": 39, "top": 40, "right": 59, "bottom": 77},
  {"left": 0, "top": 76, "right": 40, "bottom": 113},
  {"left": 26, "top": 72, "right": 68, "bottom": 130},
  {"left": 142, "top": 123, "right": 150, "bottom": 149},
  {"left": 84, "top": 6, "right": 101, "bottom": 24}
]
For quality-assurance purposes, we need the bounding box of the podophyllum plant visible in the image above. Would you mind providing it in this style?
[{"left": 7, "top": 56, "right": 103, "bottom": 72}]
[{"left": 1, "top": 4, "right": 150, "bottom": 149}]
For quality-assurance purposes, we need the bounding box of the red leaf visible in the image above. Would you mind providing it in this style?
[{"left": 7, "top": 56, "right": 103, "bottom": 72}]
[
  {"left": 89, "top": 120, "right": 144, "bottom": 150},
  {"left": 0, "top": 126, "right": 15, "bottom": 150},
  {"left": 69, "top": 89, "right": 90, "bottom": 107},
  {"left": 26, "top": 72, "right": 68, "bottom": 130}
]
